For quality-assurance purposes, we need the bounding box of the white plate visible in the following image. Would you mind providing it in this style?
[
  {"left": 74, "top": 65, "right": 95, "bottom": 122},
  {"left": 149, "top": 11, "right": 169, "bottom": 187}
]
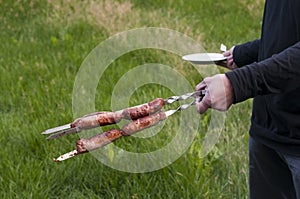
[{"left": 182, "top": 53, "right": 226, "bottom": 64}]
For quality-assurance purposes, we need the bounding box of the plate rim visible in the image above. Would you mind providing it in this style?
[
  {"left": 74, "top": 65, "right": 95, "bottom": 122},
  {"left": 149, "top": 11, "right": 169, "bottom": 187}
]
[{"left": 182, "top": 53, "right": 226, "bottom": 64}]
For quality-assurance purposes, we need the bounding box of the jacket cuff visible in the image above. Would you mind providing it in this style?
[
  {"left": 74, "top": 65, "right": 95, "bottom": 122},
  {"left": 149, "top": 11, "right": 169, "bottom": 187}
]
[
  {"left": 225, "top": 72, "right": 238, "bottom": 103},
  {"left": 232, "top": 40, "right": 260, "bottom": 67}
]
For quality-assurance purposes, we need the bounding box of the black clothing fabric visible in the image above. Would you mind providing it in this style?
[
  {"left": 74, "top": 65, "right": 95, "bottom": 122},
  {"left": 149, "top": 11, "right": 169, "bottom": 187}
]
[
  {"left": 225, "top": 0, "right": 300, "bottom": 155},
  {"left": 249, "top": 136, "right": 300, "bottom": 199}
]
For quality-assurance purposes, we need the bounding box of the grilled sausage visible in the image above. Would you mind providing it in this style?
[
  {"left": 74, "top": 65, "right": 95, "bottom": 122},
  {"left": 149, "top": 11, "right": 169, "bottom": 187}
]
[
  {"left": 121, "top": 112, "right": 166, "bottom": 136},
  {"left": 71, "top": 111, "right": 123, "bottom": 130},
  {"left": 70, "top": 98, "right": 164, "bottom": 130},
  {"left": 122, "top": 98, "right": 165, "bottom": 120},
  {"left": 75, "top": 112, "right": 167, "bottom": 153},
  {"left": 76, "top": 129, "right": 122, "bottom": 153}
]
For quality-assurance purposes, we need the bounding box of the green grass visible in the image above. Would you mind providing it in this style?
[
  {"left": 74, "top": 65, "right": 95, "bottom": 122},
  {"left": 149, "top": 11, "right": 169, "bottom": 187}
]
[{"left": 0, "top": 0, "right": 263, "bottom": 198}]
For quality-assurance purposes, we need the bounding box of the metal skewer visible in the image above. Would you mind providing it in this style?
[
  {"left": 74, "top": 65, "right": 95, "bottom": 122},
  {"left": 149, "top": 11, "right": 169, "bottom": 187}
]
[
  {"left": 43, "top": 90, "right": 206, "bottom": 141},
  {"left": 42, "top": 123, "right": 71, "bottom": 135},
  {"left": 45, "top": 127, "right": 79, "bottom": 140},
  {"left": 53, "top": 96, "right": 204, "bottom": 162},
  {"left": 164, "top": 90, "right": 205, "bottom": 105},
  {"left": 53, "top": 150, "right": 78, "bottom": 162}
]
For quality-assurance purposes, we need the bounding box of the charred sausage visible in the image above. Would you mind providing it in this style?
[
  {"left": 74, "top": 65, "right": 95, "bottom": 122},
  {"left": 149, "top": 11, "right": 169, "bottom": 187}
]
[
  {"left": 121, "top": 98, "right": 165, "bottom": 120},
  {"left": 71, "top": 111, "right": 123, "bottom": 130},
  {"left": 75, "top": 112, "right": 167, "bottom": 153},
  {"left": 76, "top": 129, "right": 122, "bottom": 153},
  {"left": 70, "top": 98, "right": 165, "bottom": 130},
  {"left": 121, "top": 112, "right": 166, "bottom": 136}
]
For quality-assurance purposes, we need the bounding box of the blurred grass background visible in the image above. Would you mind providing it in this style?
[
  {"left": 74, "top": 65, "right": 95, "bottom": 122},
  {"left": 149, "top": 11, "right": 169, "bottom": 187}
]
[{"left": 0, "top": 0, "right": 263, "bottom": 198}]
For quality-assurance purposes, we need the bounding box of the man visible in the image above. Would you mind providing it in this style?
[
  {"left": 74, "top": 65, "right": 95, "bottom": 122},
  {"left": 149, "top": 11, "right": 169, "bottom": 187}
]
[{"left": 196, "top": 0, "right": 300, "bottom": 198}]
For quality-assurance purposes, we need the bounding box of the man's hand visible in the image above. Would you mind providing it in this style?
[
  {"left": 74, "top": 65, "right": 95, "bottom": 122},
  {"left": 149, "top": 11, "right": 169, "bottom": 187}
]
[
  {"left": 215, "top": 46, "right": 238, "bottom": 70},
  {"left": 196, "top": 74, "right": 234, "bottom": 114}
]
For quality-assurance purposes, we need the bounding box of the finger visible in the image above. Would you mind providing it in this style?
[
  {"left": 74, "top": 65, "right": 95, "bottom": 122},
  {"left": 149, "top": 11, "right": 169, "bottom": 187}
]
[
  {"left": 228, "top": 62, "right": 237, "bottom": 70},
  {"left": 214, "top": 60, "right": 227, "bottom": 67},
  {"left": 196, "top": 97, "right": 210, "bottom": 114},
  {"left": 196, "top": 81, "right": 207, "bottom": 91},
  {"left": 223, "top": 50, "right": 231, "bottom": 57},
  {"left": 226, "top": 55, "right": 233, "bottom": 63},
  {"left": 227, "top": 59, "right": 234, "bottom": 66}
]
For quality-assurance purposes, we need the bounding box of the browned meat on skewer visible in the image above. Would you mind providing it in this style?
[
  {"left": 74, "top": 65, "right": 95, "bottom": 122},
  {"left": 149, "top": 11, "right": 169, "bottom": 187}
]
[
  {"left": 54, "top": 112, "right": 167, "bottom": 161},
  {"left": 76, "top": 112, "right": 166, "bottom": 153}
]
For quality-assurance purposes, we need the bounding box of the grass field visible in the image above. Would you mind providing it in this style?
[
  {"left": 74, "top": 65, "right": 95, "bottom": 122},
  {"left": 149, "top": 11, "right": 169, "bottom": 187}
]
[{"left": 0, "top": 0, "right": 264, "bottom": 198}]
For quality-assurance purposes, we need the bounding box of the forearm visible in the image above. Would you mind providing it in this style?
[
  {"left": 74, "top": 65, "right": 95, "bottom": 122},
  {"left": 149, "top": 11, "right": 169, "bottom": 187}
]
[
  {"left": 233, "top": 39, "right": 260, "bottom": 67},
  {"left": 226, "top": 41, "right": 300, "bottom": 103}
]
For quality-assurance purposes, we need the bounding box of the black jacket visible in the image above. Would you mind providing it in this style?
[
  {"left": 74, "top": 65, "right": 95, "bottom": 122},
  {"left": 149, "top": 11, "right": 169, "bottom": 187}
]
[{"left": 226, "top": 0, "right": 300, "bottom": 155}]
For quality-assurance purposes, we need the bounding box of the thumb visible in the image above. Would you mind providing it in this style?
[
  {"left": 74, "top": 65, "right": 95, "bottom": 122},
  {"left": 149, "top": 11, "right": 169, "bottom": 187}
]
[{"left": 223, "top": 50, "right": 231, "bottom": 57}]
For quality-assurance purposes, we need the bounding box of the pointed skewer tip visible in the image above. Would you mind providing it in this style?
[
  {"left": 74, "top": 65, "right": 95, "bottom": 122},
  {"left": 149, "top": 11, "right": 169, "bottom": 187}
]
[
  {"left": 53, "top": 150, "right": 78, "bottom": 162},
  {"left": 41, "top": 124, "right": 71, "bottom": 135}
]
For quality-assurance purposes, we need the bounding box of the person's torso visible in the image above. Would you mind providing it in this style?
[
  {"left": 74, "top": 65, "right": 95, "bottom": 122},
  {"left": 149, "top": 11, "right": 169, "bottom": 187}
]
[
  {"left": 259, "top": 0, "right": 300, "bottom": 61},
  {"left": 253, "top": 0, "right": 300, "bottom": 139}
]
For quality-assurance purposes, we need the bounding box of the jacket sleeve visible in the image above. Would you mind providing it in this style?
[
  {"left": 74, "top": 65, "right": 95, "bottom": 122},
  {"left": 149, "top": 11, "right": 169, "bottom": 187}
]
[
  {"left": 226, "top": 41, "right": 300, "bottom": 103},
  {"left": 233, "top": 39, "right": 260, "bottom": 67}
]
